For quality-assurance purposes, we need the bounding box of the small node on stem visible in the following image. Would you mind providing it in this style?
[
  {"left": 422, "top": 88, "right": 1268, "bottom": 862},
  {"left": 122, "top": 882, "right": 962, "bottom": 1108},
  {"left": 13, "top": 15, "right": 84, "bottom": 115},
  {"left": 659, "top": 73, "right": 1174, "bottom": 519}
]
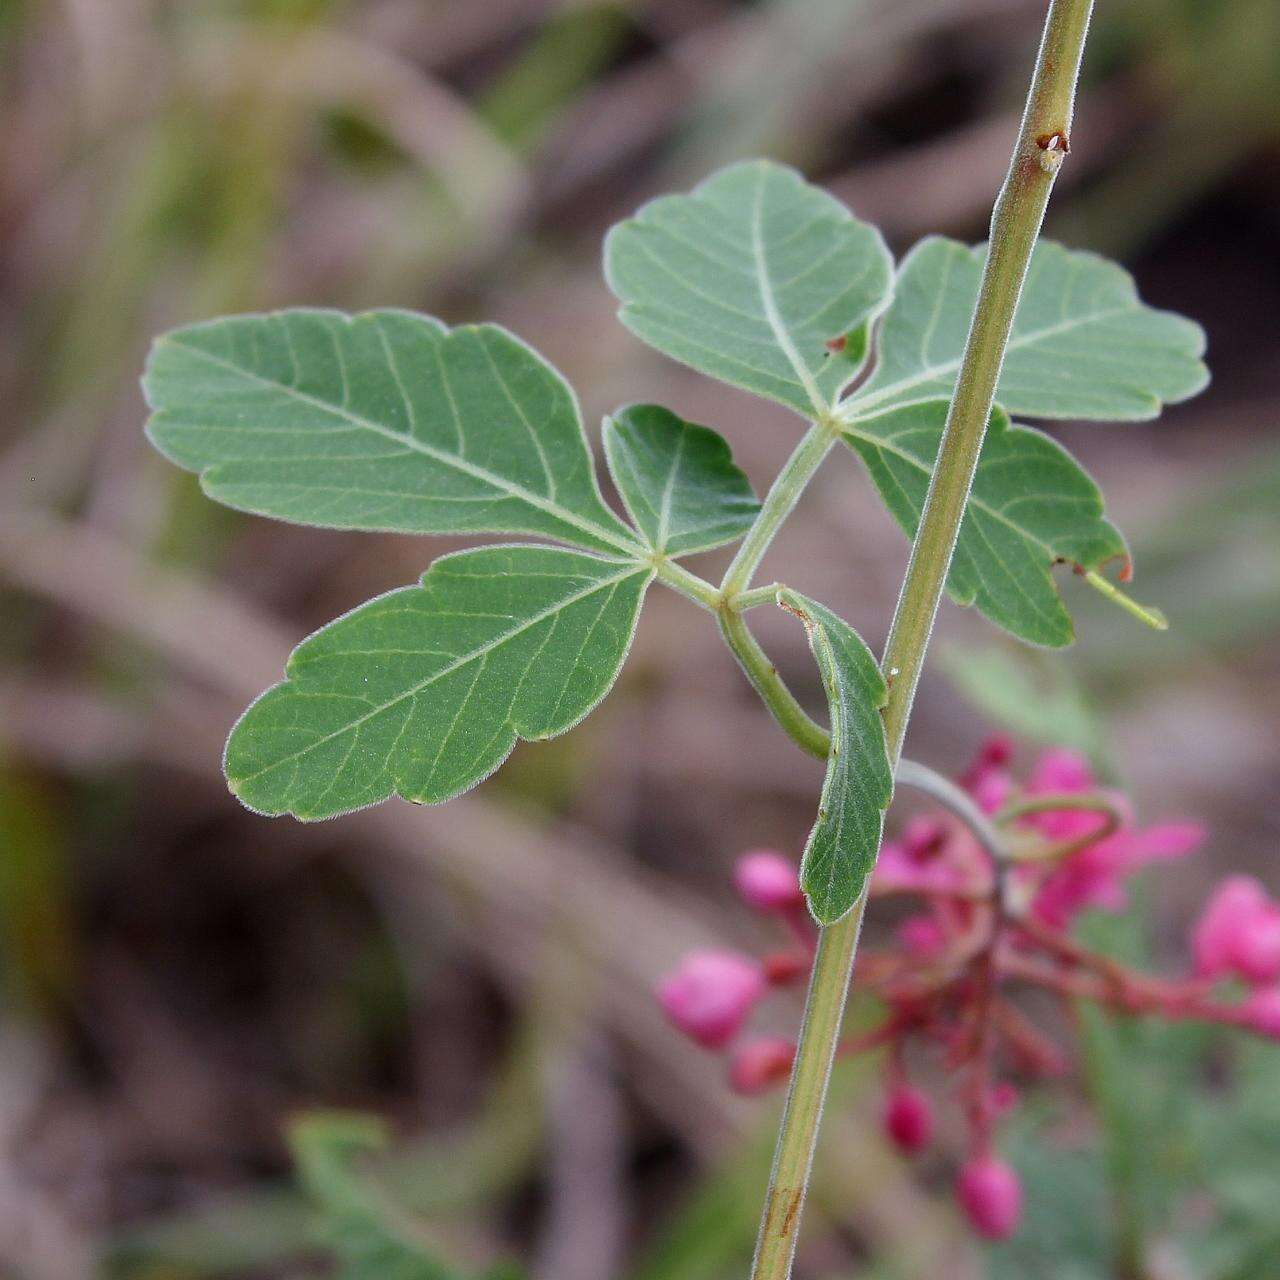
[{"left": 1035, "top": 130, "right": 1069, "bottom": 174}]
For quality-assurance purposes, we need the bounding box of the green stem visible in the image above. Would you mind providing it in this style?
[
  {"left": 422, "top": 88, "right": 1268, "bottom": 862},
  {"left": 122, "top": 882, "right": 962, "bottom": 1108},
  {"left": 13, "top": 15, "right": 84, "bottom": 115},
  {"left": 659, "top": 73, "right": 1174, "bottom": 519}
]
[
  {"left": 651, "top": 557, "right": 723, "bottom": 610},
  {"left": 749, "top": 3, "right": 1095, "bottom": 1275},
  {"left": 718, "top": 610, "right": 830, "bottom": 760},
  {"left": 734, "top": 582, "right": 784, "bottom": 611},
  {"left": 896, "top": 757, "right": 1004, "bottom": 865},
  {"left": 721, "top": 422, "right": 835, "bottom": 602},
  {"left": 996, "top": 789, "right": 1125, "bottom": 862},
  {"left": 996, "top": 791, "right": 1125, "bottom": 824}
]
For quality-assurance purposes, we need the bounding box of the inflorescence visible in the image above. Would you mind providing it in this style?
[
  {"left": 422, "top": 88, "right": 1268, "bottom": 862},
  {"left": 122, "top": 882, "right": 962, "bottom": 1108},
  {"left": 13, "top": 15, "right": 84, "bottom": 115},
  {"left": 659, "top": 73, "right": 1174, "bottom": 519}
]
[{"left": 657, "top": 739, "right": 1280, "bottom": 1240}]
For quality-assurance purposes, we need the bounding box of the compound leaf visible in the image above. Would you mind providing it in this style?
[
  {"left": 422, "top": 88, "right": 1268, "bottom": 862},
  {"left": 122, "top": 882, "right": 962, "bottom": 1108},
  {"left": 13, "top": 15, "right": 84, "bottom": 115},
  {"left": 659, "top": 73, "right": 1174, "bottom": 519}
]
[
  {"left": 144, "top": 309, "right": 639, "bottom": 555},
  {"left": 605, "top": 160, "right": 892, "bottom": 418},
  {"left": 843, "top": 237, "right": 1208, "bottom": 423},
  {"left": 843, "top": 400, "right": 1129, "bottom": 647},
  {"left": 226, "top": 545, "right": 651, "bottom": 820},
  {"left": 778, "top": 591, "right": 892, "bottom": 924},
  {"left": 602, "top": 404, "right": 760, "bottom": 556}
]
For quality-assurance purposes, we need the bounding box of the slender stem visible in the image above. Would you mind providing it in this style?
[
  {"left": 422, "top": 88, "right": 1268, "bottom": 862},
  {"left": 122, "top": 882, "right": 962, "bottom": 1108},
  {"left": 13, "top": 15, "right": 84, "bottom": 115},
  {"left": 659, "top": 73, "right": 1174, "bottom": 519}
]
[
  {"left": 718, "top": 610, "right": 829, "bottom": 760},
  {"left": 896, "top": 758, "right": 1004, "bottom": 866},
  {"left": 996, "top": 790, "right": 1124, "bottom": 861},
  {"left": 721, "top": 422, "right": 835, "bottom": 602},
  {"left": 750, "top": 894, "right": 866, "bottom": 1279},
  {"left": 996, "top": 791, "right": 1124, "bottom": 823},
  {"left": 749, "top": 3, "right": 1094, "bottom": 1275},
  {"left": 650, "top": 557, "right": 722, "bottom": 610},
  {"left": 735, "top": 582, "right": 784, "bottom": 611}
]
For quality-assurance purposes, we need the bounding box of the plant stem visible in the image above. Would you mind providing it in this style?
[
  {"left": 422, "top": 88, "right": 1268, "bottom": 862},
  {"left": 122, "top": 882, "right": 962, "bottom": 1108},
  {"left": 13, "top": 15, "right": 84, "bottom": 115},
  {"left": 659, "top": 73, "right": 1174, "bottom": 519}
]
[
  {"left": 721, "top": 421, "right": 835, "bottom": 602},
  {"left": 651, "top": 557, "right": 723, "bottom": 610},
  {"left": 734, "top": 583, "right": 784, "bottom": 611},
  {"left": 749, "top": 3, "right": 1094, "bottom": 1275},
  {"left": 996, "top": 789, "right": 1125, "bottom": 860},
  {"left": 719, "top": 611, "right": 830, "bottom": 760},
  {"left": 896, "top": 758, "right": 1003, "bottom": 865}
]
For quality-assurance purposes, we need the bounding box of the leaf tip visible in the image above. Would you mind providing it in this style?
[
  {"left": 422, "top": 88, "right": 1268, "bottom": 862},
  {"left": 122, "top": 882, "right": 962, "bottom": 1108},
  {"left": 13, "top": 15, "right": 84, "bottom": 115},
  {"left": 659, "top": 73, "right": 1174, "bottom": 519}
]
[{"left": 1082, "top": 567, "right": 1169, "bottom": 631}]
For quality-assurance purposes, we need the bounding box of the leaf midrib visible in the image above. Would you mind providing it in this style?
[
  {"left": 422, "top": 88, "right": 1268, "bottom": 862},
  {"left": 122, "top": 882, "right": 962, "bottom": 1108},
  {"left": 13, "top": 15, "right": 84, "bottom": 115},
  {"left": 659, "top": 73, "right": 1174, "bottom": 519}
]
[
  {"left": 162, "top": 337, "right": 643, "bottom": 556},
  {"left": 654, "top": 425, "right": 686, "bottom": 550},
  {"left": 749, "top": 166, "right": 827, "bottom": 417},
  {"left": 233, "top": 563, "right": 650, "bottom": 785}
]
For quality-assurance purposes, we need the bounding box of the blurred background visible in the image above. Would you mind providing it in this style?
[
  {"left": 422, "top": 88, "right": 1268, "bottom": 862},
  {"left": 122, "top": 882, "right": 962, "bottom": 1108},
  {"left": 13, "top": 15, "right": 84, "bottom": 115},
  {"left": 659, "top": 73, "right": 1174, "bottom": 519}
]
[{"left": 1, "top": 1, "right": 1278, "bottom": 1277}]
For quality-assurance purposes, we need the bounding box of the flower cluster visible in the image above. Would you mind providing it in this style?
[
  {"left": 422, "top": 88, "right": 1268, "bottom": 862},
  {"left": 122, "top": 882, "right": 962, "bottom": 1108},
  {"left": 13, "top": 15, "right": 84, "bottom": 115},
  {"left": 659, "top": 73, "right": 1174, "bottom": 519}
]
[{"left": 656, "top": 738, "right": 1280, "bottom": 1242}]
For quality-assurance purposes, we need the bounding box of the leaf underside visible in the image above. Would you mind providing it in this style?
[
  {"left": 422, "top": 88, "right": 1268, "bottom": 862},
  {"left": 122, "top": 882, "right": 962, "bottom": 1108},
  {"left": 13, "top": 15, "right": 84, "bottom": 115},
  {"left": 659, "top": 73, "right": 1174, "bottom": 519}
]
[
  {"left": 844, "top": 400, "right": 1127, "bottom": 647},
  {"left": 141, "top": 161, "right": 1215, "bottom": 831},
  {"left": 605, "top": 159, "right": 893, "bottom": 417},
  {"left": 602, "top": 403, "right": 760, "bottom": 556},
  {"left": 226, "top": 545, "right": 651, "bottom": 820},
  {"left": 144, "top": 308, "right": 639, "bottom": 555},
  {"left": 844, "top": 237, "right": 1208, "bottom": 422},
  {"left": 778, "top": 591, "right": 892, "bottom": 924}
]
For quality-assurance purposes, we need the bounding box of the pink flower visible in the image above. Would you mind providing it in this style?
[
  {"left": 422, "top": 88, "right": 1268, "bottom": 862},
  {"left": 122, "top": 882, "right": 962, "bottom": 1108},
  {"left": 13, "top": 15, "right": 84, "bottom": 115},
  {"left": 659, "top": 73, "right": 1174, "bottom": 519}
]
[
  {"left": 729, "top": 1037, "right": 795, "bottom": 1094},
  {"left": 957, "top": 1156, "right": 1023, "bottom": 1240},
  {"left": 656, "top": 950, "right": 764, "bottom": 1049},
  {"left": 761, "top": 951, "right": 810, "bottom": 985},
  {"left": 1026, "top": 746, "right": 1094, "bottom": 796},
  {"left": 883, "top": 1084, "right": 934, "bottom": 1154},
  {"left": 897, "top": 914, "right": 948, "bottom": 960},
  {"left": 734, "top": 850, "right": 804, "bottom": 913},
  {"left": 970, "top": 768, "right": 1014, "bottom": 817},
  {"left": 1030, "top": 821, "right": 1205, "bottom": 929},
  {"left": 1241, "top": 988, "right": 1280, "bottom": 1040},
  {"left": 873, "top": 818, "right": 973, "bottom": 896},
  {"left": 1192, "top": 876, "right": 1280, "bottom": 985},
  {"left": 961, "top": 736, "right": 1015, "bottom": 814},
  {"left": 987, "top": 1082, "right": 1020, "bottom": 1117}
]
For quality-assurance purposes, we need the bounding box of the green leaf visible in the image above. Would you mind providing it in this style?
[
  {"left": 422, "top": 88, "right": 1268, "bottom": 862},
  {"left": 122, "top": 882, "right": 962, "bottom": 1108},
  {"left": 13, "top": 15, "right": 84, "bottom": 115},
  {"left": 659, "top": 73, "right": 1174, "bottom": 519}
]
[
  {"left": 777, "top": 591, "right": 892, "bottom": 924},
  {"left": 143, "top": 309, "right": 639, "bottom": 555},
  {"left": 289, "top": 1112, "right": 476, "bottom": 1280},
  {"left": 844, "top": 400, "right": 1130, "bottom": 647},
  {"left": 602, "top": 403, "right": 760, "bottom": 556},
  {"left": 605, "top": 160, "right": 892, "bottom": 418},
  {"left": 226, "top": 545, "right": 651, "bottom": 820},
  {"left": 842, "top": 237, "right": 1208, "bottom": 422},
  {"left": 941, "top": 647, "right": 1108, "bottom": 763}
]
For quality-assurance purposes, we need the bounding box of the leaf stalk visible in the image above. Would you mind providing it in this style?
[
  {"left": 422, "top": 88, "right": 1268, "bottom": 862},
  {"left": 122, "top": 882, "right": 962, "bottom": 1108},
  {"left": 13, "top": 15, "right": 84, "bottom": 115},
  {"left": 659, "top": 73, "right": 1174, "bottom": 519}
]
[{"left": 720, "top": 421, "right": 836, "bottom": 602}]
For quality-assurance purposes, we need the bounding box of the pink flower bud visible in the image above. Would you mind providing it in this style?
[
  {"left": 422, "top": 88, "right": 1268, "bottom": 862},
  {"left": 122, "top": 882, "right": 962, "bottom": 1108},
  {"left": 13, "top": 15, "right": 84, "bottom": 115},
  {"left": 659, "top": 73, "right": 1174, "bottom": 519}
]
[
  {"left": 957, "top": 1156, "right": 1023, "bottom": 1240},
  {"left": 961, "top": 736, "right": 1016, "bottom": 813},
  {"left": 1192, "top": 876, "right": 1280, "bottom": 985},
  {"left": 729, "top": 1037, "right": 795, "bottom": 1095},
  {"left": 897, "top": 914, "right": 947, "bottom": 960},
  {"left": 902, "top": 816, "right": 948, "bottom": 861},
  {"left": 970, "top": 768, "right": 1013, "bottom": 816},
  {"left": 1242, "top": 987, "right": 1280, "bottom": 1040},
  {"left": 988, "top": 1082, "right": 1020, "bottom": 1116},
  {"left": 734, "top": 850, "right": 804, "bottom": 912},
  {"left": 1027, "top": 747, "right": 1094, "bottom": 796},
  {"left": 656, "top": 950, "right": 764, "bottom": 1049},
  {"left": 883, "top": 1084, "right": 934, "bottom": 1154},
  {"left": 978, "top": 735, "right": 1014, "bottom": 769},
  {"left": 761, "top": 951, "right": 809, "bottom": 985}
]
